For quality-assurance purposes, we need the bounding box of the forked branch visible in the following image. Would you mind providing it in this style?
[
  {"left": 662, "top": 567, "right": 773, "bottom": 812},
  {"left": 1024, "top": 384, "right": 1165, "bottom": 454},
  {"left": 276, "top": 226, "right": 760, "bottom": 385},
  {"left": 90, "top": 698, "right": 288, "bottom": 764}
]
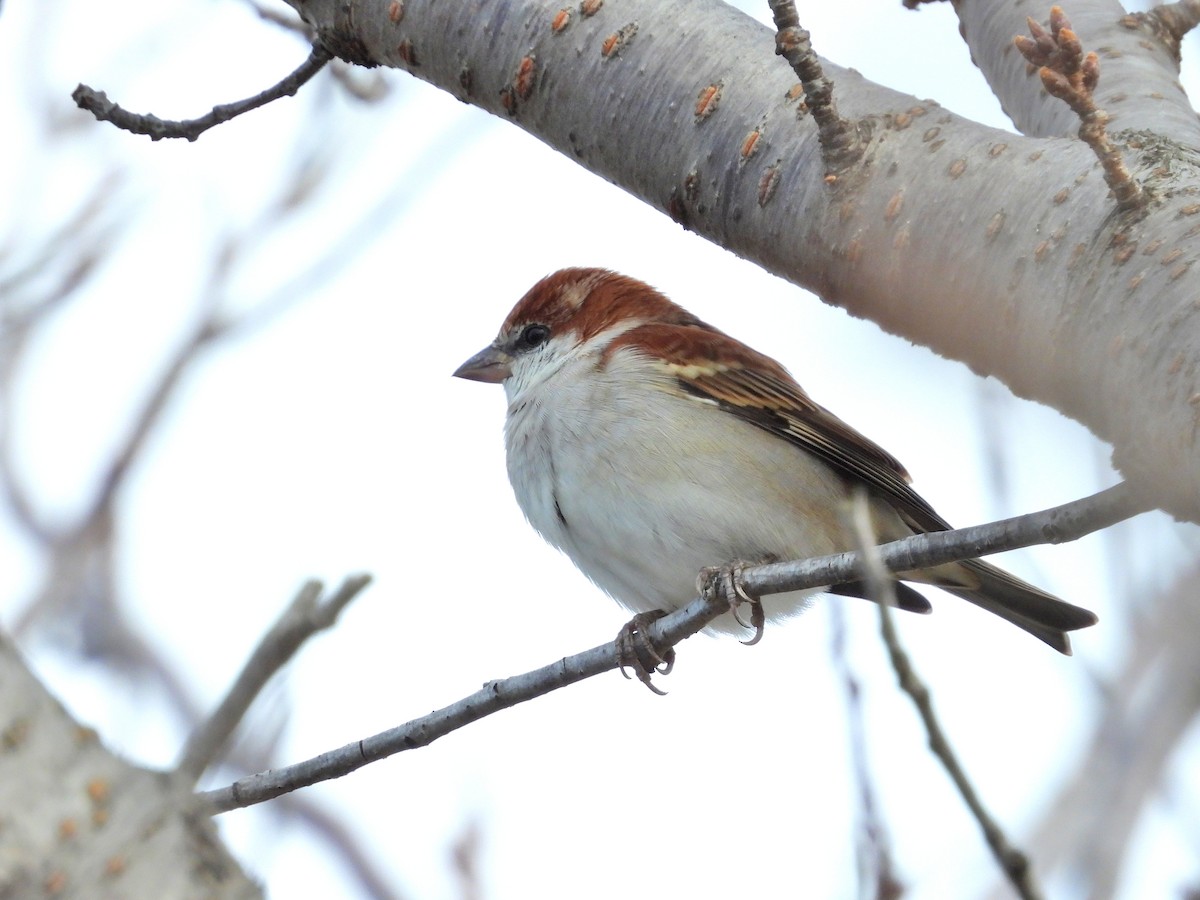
[
  {"left": 177, "top": 575, "right": 373, "bottom": 783},
  {"left": 198, "top": 482, "right": 1149, "bottom": 814}
]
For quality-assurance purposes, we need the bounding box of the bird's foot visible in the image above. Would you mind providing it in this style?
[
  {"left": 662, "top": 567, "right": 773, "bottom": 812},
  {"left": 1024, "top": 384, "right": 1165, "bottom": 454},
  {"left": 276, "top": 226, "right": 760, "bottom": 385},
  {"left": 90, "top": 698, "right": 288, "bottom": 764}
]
[
  {"left": 616, "top": 611, "right": 675, "bottom": 695},
  {"left": 697, "top": 559, "right": 774, "bottom": 646}
]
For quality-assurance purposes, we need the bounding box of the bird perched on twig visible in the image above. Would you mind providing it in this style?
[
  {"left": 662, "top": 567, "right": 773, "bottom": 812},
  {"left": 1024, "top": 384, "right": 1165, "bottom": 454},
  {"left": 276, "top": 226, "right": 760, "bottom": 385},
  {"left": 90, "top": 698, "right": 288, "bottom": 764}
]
[{"left": 455, "top": 268, "right": 1097, "bottom": 687}]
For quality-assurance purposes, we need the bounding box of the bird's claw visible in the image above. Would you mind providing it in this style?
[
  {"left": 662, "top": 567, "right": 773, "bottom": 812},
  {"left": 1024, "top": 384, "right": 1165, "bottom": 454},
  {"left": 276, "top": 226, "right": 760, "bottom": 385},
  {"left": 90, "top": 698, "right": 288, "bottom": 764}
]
[
  {"left": 698, "top": 561, "right": 768, "bottom": 646},
  {"left": 616, "top": 611, "right": 675, "bottom": 695}
]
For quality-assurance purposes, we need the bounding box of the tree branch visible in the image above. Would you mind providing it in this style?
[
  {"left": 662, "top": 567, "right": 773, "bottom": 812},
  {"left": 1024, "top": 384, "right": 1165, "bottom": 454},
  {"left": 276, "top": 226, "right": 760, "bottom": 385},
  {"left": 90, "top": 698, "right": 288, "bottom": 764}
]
[
  {"left": 0, "top": 184, "right": 115, "bottom": 541},
  {"left": 1014, "top": 6, "right": 1143, "bottom": 211},
  {"left": 989, "top": 562, "right": 1200, "bottom": 899},
  {"left": 829, "top": 601, "right": 905, "bottom": 899},
  {"left": 848, "top": 490, "right": 1043, "bottom": 900},
  {"left": 768, "top": 0, "right": 863, "bottom": 169},
  {"left": 1152, "top": 0, "right": 1200, "bottom": 38},
  {"left": 197, "top": 482, "right": 1149, "bottom": 814},
  {"left": 272, "top": 0, "right": 1200, "bottom": 518},
  {"left": 736, "top": 481, "right": 1149, "bottom": 601},
  {"left": 177, "top": 576, "right": 373, "bottom": 783},
  {"left": 1125, "top": 1, "right": 1200, "bottom": 60},
  {"left": 72, "top": 44, "right": 333, "bottom": 142}
]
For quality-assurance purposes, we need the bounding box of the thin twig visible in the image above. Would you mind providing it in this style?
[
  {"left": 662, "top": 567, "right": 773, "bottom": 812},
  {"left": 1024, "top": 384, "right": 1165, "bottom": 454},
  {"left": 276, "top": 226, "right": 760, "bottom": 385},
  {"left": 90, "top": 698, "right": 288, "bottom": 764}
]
[
  {"left": 451, "top": 817, "right": 484, "bottom": 900},
  {"left": 244, "top": 0, "right": 315, "bottom": 38},
  {"left": 878, "top": 607, "right": 1044, "bottom": 899},
  {"left": 238, "top": 0, "right": 390, "bottom": 103},
  {"left": 197, "top": 482, "right": 1148, "bottom": 813},
  {"left": 0, "top": 185, "right": 116, "bottom": 541},
  {"left": 81, "top": 320, "right": 220, "bottom": 526},
  {"left": 737, "top": 481, "right": 1149, "bottom": 601},
  {"left": 986, "top": 562, "right": 1200, "bottom": 899},
  {"left": 848, "top": 491, "right": 1044, "bottom": 900},
  {"left": 72, "top": 44, "right": 333, "bottom": 141},
  {"left": 846, "top": 488, "right": 901, "bottom": 611},
  {"left": 195, "top": 589, "right": 733, "bottom": 813},
  {"left": 291, "top": 796, "right": 412, "bottom": 900},
  {"left": 1014, "top": 6, "right": 1143, "bottom": 211},
  {"left": 177, "top": 575, "right": 373, "bottom": 782},
  {"left": 768, "top": 0, "right": 863, "bottom": 168},
  {"left": 829, "top": 603, "right": 905, "bottom": 900}
]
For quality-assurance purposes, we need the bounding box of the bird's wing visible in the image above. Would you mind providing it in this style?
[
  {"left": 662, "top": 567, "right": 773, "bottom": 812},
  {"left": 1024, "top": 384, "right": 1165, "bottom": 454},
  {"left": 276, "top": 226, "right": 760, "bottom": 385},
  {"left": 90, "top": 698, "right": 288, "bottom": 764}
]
[{"left": 613, "top": 321, "right": 953, "bottom": 534}]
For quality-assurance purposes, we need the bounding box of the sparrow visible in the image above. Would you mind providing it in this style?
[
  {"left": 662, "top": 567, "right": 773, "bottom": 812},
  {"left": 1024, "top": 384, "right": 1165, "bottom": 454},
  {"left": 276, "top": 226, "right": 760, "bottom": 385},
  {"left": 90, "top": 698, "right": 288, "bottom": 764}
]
[{"left": 454, "top": 268, "right": 1097, "bottom": 676}]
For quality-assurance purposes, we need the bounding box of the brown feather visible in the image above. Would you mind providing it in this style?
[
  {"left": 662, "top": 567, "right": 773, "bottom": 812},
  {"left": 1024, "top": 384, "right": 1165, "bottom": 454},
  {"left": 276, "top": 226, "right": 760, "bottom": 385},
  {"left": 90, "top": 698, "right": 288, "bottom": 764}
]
[
  {"left": 608, "top": 320, "right": 949, "bottom": 531},
  {"left": 488, "top": 268, "right": 1098, "bottom": 653}
]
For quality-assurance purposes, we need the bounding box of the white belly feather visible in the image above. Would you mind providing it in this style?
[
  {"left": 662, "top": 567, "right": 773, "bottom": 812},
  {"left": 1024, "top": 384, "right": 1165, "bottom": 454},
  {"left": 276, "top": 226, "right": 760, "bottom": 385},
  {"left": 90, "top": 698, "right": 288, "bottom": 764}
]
[{"left": 504, "top": 346, "right": 853, "bottom": 635}]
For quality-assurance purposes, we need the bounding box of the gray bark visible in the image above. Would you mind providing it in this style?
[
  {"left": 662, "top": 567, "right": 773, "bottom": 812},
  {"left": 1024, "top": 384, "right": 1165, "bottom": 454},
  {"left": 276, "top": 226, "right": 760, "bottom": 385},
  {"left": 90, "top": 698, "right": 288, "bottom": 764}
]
[{"left": 288, "top": 0, "right": 1200, "bottom": 519}]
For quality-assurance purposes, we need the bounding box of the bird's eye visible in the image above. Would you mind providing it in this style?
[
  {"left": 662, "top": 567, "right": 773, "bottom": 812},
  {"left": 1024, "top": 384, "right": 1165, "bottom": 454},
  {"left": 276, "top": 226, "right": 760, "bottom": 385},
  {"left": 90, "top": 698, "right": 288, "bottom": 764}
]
[{"left": 518, "top": 323, "right": 551, "bottom": 350}]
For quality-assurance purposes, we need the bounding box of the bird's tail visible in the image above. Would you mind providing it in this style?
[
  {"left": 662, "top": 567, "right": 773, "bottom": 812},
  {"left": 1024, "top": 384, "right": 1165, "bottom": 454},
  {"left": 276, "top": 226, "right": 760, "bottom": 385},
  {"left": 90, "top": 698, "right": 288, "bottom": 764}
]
[{"left": 930, "top": 559, "right": 1097, "bottom": 655}]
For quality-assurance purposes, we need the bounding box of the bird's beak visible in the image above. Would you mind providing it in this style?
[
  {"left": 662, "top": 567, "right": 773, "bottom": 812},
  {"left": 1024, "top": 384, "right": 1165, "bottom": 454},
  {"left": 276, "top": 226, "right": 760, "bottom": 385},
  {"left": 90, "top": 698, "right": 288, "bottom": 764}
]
[{"left": 453, "top": 344, "right": 513, "bottom": 383}]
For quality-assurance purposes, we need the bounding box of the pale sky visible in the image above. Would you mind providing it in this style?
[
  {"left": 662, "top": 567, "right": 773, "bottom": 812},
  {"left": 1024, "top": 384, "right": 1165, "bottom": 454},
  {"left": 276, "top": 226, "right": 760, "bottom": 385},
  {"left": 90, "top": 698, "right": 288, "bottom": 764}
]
[{"left": 2, "top": 0, "right": 1196, "bottom": 898}]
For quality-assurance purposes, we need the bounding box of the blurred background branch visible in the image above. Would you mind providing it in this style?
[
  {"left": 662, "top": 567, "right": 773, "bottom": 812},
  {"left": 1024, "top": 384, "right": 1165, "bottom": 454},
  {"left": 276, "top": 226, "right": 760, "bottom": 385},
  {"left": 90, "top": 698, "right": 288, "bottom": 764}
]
[{"left": 2, "top": 0, "right": 1198, "bottom": 898}]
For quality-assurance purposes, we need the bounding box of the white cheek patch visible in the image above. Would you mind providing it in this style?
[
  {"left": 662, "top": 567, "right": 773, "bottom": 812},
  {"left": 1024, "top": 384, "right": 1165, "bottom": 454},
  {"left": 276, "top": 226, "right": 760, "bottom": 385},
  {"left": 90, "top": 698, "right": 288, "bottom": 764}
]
[{"left": 503, "top": 335, "right": 577, "bottom": 404}]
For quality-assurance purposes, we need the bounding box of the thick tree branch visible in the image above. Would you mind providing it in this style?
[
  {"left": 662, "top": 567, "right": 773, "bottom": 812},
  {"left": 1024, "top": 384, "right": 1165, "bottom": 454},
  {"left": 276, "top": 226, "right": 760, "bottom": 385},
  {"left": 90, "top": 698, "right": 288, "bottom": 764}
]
[
  {"left": 278, "top": 0, "right": 1200, "bottom": 520},
  {"left": 0, "top": 634, "right": 260, "bottom": 897},
  {"left": 1152, "top": 0, "right": 1200, "bottom": 38},
  {"left": 1123, "top": 1, "right": 1200, "bottom": 61},
  {"left": 198, "top": 483, "right": 1149, "bottom": 814}
]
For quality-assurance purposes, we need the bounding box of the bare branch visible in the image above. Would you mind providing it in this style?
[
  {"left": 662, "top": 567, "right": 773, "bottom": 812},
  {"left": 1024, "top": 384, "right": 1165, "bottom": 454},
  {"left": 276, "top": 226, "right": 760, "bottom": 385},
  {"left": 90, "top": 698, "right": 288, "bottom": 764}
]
[
  {"left": 849, "top": 491, "right": 1044, "bottom": 900},
  {"left": 829, "top": 601, "right": 905, "bottom": 899},
  {"left": 72, "top": 45, "right": 333, "bottom": 142},
  {"left": 0, "top": 183, "right": 117, "bottom": 540},
  {"left": 736, "top": 481, "right": 1149, "bottom": 601},
  {"left": 767, "top": 0, "right": 863, "bottom": 169},
  {"left": 1121, "top": 1, "right": 1200, "bottom": 61},
  {"left": 289, "top": 796, "right": 412, "bottom": 900},
  {"left": 1149, "top": 0, "right": 1200, "bottom": 37},
  {"left": 330, "top": 64, "right": 392, "bottom": 102},
  {"left": 81, "top": 320, "right": 218, "bottom": 524},
  {"left": 244, "top": 0, "right": 314, "bottom": 38},
  {"left": 177, "top": 576, "right": 372, "bottom": 782},
  {"left": 992, "top": 562, "right": 1200, "bottom": 898},
  {"left": 197, "top": 482, "right": 1148, "bottom": 813},
  {"left": 195, "top": 591, "right": 731, "bottom": 813},
  {"left": 450, "top": 818, "right": 483, "bottom": 900}
]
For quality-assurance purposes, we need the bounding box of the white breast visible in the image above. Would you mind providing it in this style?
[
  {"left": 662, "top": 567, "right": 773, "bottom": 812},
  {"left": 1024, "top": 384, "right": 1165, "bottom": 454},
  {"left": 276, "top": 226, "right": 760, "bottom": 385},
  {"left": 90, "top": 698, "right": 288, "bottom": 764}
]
[{"left": 503, "top": 342, "right": 852, "bottom": 634}]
